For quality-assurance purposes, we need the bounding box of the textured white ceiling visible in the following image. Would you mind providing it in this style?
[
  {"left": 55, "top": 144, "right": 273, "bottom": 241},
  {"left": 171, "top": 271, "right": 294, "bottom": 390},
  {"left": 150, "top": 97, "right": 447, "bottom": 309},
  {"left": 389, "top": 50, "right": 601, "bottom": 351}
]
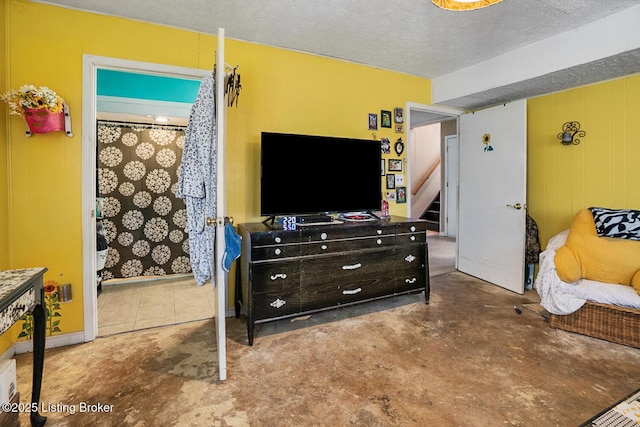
[{"left": 36, "top": 0, "right": 640, "bottom": 110}]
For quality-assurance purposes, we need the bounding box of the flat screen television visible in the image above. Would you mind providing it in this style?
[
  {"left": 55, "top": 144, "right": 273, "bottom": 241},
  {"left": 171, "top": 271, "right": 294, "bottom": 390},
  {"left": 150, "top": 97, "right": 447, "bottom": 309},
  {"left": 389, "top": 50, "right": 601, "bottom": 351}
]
[{"left": 260, "top": 132, "right": 382, "bottom": 218}]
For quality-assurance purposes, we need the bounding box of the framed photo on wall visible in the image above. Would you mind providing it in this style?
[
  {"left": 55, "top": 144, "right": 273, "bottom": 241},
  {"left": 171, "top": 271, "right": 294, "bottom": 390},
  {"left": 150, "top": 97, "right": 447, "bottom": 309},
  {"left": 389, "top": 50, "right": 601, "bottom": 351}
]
[
  {"left": 394, "top": 107, "right": 404, "bottom": 124},
  {"left": 381, "top": 110, "right": 392, "bottom": 128},
  {"left": 396, "top": 186, "right": 407, "bottom": 204},
  {"left": 368, "top": 113, "right": 378, "bottom": 130},
  {"left": 388, "top": 158, "right": 403, "bottom": 172},
  {"left": 386, "top": 191, "right": 396, "bottom": 202},
  {"left": 386, "top": 173, "right": 396, "bottom": 189},
  {"left": 380, "top": 137, "right": 391, "bottom": 154}
]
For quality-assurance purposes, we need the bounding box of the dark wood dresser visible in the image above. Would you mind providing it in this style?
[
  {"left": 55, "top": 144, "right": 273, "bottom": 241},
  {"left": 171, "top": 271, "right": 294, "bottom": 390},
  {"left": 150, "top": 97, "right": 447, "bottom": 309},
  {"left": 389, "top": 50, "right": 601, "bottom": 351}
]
[{"left": 238, "top": 216, "right": 429, "bottom": 345}]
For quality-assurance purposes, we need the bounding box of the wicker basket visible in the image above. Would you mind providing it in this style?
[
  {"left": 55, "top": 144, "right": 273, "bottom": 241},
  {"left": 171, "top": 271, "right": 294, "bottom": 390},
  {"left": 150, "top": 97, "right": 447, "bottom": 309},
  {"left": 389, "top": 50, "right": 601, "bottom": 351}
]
[{"left": 549, "top": 301, "right": 640, "bottom": 348}]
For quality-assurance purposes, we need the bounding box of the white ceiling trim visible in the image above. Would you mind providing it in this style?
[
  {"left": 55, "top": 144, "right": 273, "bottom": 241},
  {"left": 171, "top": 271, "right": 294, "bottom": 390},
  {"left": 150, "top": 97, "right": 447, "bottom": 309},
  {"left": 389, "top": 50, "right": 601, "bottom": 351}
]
[{"left": 433, "top": 5, "right": 640, "bottom": 108}]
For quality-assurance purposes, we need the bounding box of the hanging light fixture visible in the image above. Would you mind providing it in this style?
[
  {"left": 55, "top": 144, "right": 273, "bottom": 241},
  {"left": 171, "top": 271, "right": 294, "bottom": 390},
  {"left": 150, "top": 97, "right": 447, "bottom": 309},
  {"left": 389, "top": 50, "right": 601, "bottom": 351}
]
[{"left": 432, "top": 0, "right": 503, "bottom": 11}]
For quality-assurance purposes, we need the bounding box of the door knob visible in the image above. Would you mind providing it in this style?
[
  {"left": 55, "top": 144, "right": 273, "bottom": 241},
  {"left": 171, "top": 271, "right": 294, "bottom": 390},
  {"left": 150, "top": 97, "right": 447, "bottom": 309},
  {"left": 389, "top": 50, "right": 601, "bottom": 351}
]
[{"left": 506, "top": 203, "right": 523, "bottom": 210}]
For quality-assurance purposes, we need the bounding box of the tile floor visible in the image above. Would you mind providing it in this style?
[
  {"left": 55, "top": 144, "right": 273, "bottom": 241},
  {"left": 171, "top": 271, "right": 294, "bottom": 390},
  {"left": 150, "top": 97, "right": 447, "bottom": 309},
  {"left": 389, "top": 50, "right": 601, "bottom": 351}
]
[{"left": 97, "top": 275, "right": 215, "bottom": 336}]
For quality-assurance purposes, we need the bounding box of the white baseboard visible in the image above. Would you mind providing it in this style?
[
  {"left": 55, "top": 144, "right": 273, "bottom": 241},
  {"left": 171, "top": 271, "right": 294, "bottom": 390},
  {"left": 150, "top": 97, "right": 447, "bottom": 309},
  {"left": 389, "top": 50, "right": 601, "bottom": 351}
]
[
  {"left": 13, "top": 332, "right": 86, "bottom": 355},
  {"left": 0, "top": 347, "right": 15, "bottom": 361}
]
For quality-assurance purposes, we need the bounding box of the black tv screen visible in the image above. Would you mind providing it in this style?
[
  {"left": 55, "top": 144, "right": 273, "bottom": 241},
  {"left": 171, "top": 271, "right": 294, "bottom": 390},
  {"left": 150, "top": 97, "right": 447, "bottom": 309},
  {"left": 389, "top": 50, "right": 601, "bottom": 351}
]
[{"left": 260, "top": 132, "right": 382, "bottom": 217}]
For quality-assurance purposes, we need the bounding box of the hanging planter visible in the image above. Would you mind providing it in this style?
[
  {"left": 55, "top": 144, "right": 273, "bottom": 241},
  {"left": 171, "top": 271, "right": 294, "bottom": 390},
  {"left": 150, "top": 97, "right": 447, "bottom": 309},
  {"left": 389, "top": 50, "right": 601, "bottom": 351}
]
[
  {"left": 24, "top": 107, "right": 65, "bottom": 134},
  {"left": 1, "top": 84, "right": 73, "bottom": 137}
]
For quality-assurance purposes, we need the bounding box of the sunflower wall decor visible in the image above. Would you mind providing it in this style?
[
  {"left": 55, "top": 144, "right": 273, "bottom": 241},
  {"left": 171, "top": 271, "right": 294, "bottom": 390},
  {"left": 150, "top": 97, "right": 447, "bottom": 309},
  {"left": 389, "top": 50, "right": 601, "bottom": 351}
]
[
  {"left": 483, "top": 133, "right": 494, "bottom": 152},
  {"left": 19, "top": 280, "right": 64, "bottom": 338}
]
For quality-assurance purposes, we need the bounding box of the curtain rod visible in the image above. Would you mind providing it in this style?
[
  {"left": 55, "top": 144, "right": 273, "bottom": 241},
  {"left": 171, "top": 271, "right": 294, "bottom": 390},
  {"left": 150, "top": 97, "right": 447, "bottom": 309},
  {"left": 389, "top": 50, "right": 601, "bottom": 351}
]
[{"left": 97, "top": 120, "right": 187, "bottom": 131}]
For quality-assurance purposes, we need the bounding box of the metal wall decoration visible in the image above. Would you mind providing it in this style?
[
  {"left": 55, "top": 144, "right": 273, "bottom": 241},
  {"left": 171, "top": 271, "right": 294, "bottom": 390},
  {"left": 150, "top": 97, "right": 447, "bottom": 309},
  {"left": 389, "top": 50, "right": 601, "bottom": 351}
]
[
  {"left": 394, "top": 138, "right": 404, "bottom": 155},
  {"left": 557, "top": 121, "right": 586, "bottom": 145}
]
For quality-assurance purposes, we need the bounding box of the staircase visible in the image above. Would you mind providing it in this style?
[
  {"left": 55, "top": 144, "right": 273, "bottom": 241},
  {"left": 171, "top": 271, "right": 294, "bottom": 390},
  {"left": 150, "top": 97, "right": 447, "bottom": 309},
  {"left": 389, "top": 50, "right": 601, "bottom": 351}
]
[{"left": 421, "top": 192, "right": 440, "bottom": 231}]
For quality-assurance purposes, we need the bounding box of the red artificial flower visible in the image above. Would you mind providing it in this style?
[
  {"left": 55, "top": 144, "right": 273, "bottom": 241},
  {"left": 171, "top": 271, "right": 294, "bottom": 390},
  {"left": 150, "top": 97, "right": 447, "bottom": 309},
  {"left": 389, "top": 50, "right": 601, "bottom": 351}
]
[{"left": 44, "top": 280, "right": 58, "bottom": 293}]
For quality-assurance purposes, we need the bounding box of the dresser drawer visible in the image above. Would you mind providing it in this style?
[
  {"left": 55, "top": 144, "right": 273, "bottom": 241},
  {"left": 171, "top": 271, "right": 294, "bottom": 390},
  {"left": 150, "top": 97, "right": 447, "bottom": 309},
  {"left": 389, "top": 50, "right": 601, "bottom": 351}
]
[
  {"left": 301, "top": 223, "right": 395, "bottom": 242},
  {"left": 300, "top": 275, "right": 396, "bottom": 312},
  {"left": 251, "top": 230, "right": 300, "bottom": 246},
  {"left": 252, "top": 243, "right": 300, "bottom": 260},
  {"left": 394, "top": 244, "right": 427, "bottom": 293},
  {"left": 251, "top": 261, "right": 300, "bottom": 294},
  {"left": 396, "top": 222, "right": 429, "bottom": 234},
  {"left": 299, "top": 235, "right": 395, "bottom": 255},
  {"left": 253, "top": 289, "right": 301, "bottom": 320},
  {"left": 394, "top": 269, "right": 427, "bottom": 293},
  {"left": 300, "top": 248, "right": 396, "bottom": 281},
  {"left": 395, "top": 244, "right": 427, "bottom": 271},
  {"left": 0, "top": 288, "right": 35, "bottom": 335},
  {"left": 396, "top": 231, "right": 426, "bottom": 245}
]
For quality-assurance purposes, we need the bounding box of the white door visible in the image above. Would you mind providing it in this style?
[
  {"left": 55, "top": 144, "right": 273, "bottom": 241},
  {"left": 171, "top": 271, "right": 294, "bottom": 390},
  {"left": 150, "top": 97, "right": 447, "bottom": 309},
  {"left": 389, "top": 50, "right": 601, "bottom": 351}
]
[
  {"left": 444, "top": 135, "right": 458, "bottom": 238},
  {"left": 457, "top": 100, "right": 527, "bottom": 294},
  {"left": 213, "top": 29, "right": 228, "bottom": 381}
]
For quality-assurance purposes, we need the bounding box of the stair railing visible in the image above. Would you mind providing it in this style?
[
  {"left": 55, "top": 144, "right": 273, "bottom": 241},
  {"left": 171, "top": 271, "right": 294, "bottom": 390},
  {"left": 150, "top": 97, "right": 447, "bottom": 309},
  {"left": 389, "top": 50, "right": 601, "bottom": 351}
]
[{"left": 412, "top": 157, "right": 441, "bottom": 196}]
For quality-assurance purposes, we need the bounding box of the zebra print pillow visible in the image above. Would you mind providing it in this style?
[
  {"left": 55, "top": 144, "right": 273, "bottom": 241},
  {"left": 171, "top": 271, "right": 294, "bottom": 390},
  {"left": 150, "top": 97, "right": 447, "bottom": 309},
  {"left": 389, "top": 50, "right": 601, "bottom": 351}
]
[{"left": 589, "top": 207, "right": 640, "bottom": 240}]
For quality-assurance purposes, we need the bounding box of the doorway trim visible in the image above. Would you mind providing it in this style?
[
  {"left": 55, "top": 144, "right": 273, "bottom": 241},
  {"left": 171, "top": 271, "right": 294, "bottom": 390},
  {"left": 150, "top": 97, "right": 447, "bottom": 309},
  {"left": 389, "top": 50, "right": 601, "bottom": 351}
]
[
  {"left": 81, "top": 55, "right": 210, "bottom": 342},
  {"left": 404, "top": 102, "right": 463, "bottom": 219}
]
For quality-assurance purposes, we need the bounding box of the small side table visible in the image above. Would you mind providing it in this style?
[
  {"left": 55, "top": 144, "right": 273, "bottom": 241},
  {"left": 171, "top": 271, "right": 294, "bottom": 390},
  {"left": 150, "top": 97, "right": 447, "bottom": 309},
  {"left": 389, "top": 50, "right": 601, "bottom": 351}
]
[{"left": 0, "top": 268, "right": 48, "bottom": 427}]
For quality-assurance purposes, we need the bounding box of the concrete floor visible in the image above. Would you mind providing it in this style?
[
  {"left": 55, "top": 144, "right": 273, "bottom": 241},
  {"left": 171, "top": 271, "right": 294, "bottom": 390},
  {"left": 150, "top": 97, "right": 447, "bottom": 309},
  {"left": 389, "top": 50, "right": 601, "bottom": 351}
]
[{"left": 14, "top": 264, "right": 640, "bottom": 426}]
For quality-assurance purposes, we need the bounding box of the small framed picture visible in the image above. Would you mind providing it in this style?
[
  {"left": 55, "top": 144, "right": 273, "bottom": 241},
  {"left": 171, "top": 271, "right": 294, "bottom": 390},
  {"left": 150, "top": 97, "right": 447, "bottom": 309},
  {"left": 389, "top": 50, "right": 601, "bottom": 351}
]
[
  {"left": 368, "top": 113, "right": 378, "bottom": 130},
  {"left": 395, "top": 124, "right": 404, "bottom": 133},
  {"left": 381, "top": 110, "right": 392, "bottom": 128},
  {"left": 394, "top": 108, "right": 404, "bottom": 124},
  {"left": 380, "top": 137, "right": 391, "bottom": 154},
  {"left": 386, "top": 173, "right": 396, "bottom": 189},
  {"left": 386, "top": 191, "right": 396, "bottom": 202},
  {"left": 388, "top": 158, "right": 403, "bottom": 172},
  {"left": 395, "top": 174, "right": 404, "bottom": 186},
  {"left": 381, "top": 159, "right": 386, "bottom": 176},
  {"left": 396, "top": 187, "right": 407, "bottom": 204}
]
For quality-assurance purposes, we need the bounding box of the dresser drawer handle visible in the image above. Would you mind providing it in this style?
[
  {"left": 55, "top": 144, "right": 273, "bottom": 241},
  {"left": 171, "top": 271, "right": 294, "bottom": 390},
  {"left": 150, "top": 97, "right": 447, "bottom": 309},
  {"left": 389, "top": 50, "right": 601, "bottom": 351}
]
[
  {"left": 376, "top": 229, "right": 382, "bottom": 235},
  {"left": 270, "top": 298, "right": 286, "bottom": 308},
  {"left": 321, "top": 244, "right": 328, "bottom": 250},
  {"left": 342, "top": 263, "right": 362, "bottom": 270},
  {"left": 270, "top": 273, "right": 287, "bottom": 280},
  {"left": 342, "top": 287, "right": 362, "bottom": 295},
  {"left": 405, "top": 278, "right": 417, "bottom": 284},
  {"left": 321, "top": 232, "right": 328, "bottom": 240},
  {"left": 274, "top": 248, "right": 282, "bottom": 255},
  {"left": 410, "top": 226, "right": 416, "bottom": 232},
  {"left": 410, "top": 236, "right": 416, "bottom": 241},
  {"left": 376, "top": 239, "right": 382, "bottom": 245},
  {"left": 274, "top": 236, "right": 282, "bottom": 243}
]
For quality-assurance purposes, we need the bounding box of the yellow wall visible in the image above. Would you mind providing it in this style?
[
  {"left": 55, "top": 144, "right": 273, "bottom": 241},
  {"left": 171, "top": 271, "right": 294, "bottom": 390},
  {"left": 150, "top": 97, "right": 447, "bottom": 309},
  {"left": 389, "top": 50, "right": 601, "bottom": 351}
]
[
  {"left": 1, "top": 0, "right": 9, "bottom": 270},
  {"left": 527, "top": 74, "right": 640, "bottom": 248},
  {"left": 0, "top": 0, "right": 10, "bottom": 352},
  {"left": 1, "top": 0, "right": 431, "bottom": 353}
]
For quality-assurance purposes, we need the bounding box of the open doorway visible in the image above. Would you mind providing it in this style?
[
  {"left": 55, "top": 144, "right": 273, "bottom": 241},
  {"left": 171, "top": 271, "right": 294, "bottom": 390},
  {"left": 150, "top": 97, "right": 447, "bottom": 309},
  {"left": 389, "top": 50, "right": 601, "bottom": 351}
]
[
  {"left": 405, "top": 102, "right": 461, "bottom": 276},
  {"left": 82, "top": 55, "right": 211, "bottom": 342}
]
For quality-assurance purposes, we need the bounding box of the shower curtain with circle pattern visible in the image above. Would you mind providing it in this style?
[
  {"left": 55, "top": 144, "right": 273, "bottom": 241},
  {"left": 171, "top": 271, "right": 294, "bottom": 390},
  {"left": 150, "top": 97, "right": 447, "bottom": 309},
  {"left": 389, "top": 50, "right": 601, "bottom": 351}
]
[{"left": 97, "top": 121, "right": 191, "bottom": 280}]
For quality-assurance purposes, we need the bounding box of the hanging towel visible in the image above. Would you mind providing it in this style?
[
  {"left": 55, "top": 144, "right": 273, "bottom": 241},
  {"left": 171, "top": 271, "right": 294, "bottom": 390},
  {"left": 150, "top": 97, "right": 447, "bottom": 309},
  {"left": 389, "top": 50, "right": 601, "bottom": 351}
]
[
  {"left": 177, "top": 74, "right": 217, "bottom": 286},
  {"left": 222, "top": 222, "right": 242, "bottom": 272}
]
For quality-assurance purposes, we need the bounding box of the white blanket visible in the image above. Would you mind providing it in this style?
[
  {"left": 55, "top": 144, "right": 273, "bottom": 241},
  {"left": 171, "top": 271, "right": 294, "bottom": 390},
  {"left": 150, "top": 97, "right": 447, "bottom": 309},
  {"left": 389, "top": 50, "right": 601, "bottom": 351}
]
[{"left": 535, "top": 230, "right": 640, "bottom": 315}]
